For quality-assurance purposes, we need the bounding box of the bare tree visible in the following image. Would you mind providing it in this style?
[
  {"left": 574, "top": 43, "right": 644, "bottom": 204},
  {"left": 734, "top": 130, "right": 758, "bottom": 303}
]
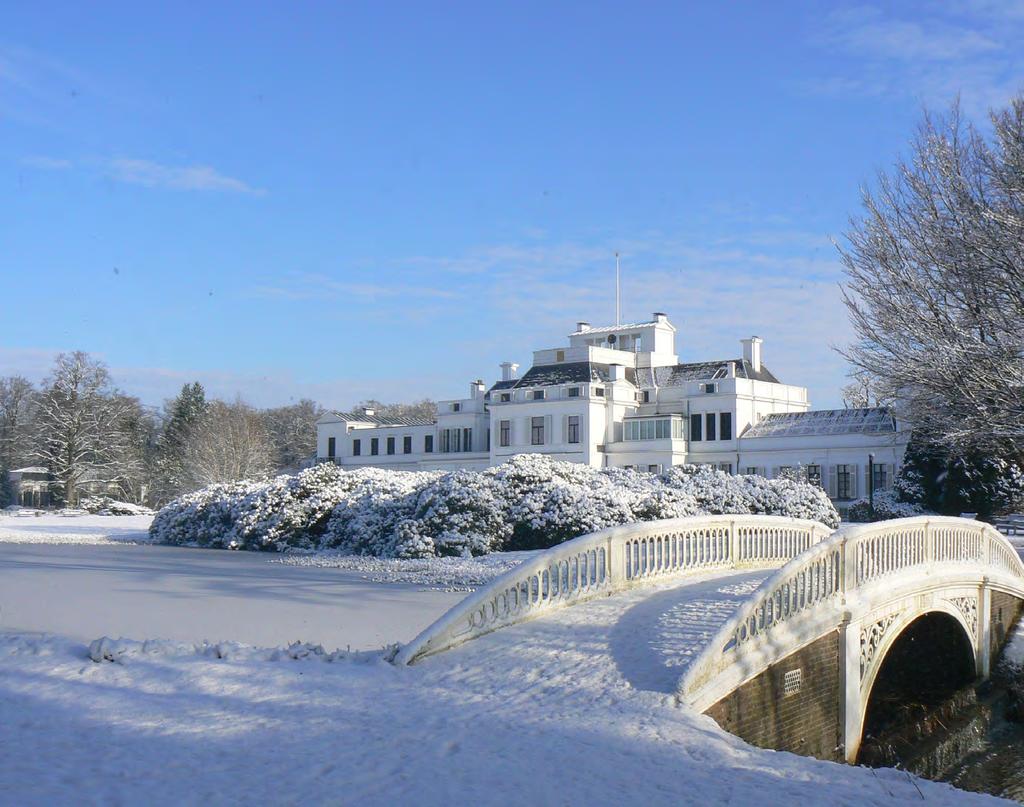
[
  {"left": 839, "top": 96, "right": 1024, "bottom": 453},
  {"left": 355, "top": 398, "right": 436, "bottom": 421},
  {"left": 32, "top": 352, "right": 138, "bottom": 505},
  {"left": 840, "top": 370, "right": 891, "bottom": 409},
  {"left": 0, "top": 376, "right": 37, "bottom": 504},
  {"left": 262, "top": 398, "right": 324, "bottom": 472},
  {"left": 185, "top": 399, "right": 273, "bottom": 486}
]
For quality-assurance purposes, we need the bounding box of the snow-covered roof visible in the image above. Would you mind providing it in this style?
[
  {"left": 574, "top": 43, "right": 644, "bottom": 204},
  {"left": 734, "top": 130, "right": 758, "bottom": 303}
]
[
  {"left": 742, "top": 407, "right": 897, "bottom": 438},
  {"left": 330, "top": 411, "right": 436, "bottom": 427},
  {"left": 636, "top": 360, "right": 780, "bottom": 386},
  {"left": 570, "top": 320, "right": 660, "bottom": 335},
  {"left": 10, "top": 466, "right": 48, "bottom": 474},
  {"left": 513, "top": 361, "right": 638, "bottom": 388}
]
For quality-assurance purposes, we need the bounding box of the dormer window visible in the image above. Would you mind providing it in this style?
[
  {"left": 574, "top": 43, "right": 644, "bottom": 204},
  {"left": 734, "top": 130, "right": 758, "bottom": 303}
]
[
  {"left": 532, "top": 390, "right": 545, "bottom": 400},
  {"left": 703, "top": 383, "right": 717, "bottom": 394},
  {"left": 642, "top": 390, "right": 651, "bottom": 403},
  {"left": 452, "top": 402, "right": 461, "bottom": 412},
  {"left": 567, "top": 387, "right": 580, "bottom": 398},
  {"left": 556, "top": 350, "right": 565, "bottom": 362},
  {"left": 594, "top": 387, "right": 604, "bottom": 397},
  {"left": 500, "top": 393, "right": 511, "bottom": 402}
]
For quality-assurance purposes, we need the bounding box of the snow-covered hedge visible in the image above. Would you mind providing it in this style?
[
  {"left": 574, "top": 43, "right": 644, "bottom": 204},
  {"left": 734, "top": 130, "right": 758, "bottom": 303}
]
[
  {"left": 846, "top": 490, "right": 926, "bottom": 522},
  {"left": 80, "top": 496, "right": 155, "bottom": 516},
  {"left": 150, "top": 455, "right": 839, "bottom": 557}
]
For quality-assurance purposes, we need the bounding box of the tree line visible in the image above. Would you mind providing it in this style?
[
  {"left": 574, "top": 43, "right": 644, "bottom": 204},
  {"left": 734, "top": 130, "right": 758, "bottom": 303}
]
[{"left": 0, "top": 351, "right": 434, "bottom": 508}]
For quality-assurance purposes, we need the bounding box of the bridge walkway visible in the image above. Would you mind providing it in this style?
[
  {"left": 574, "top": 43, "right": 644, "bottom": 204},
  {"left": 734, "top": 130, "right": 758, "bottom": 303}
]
[
  {"left": 429, "top": 567, "right": 769, "bottom": 695},
  {"left": 408, "top": 566, "right": 953, "bottom": 804}
]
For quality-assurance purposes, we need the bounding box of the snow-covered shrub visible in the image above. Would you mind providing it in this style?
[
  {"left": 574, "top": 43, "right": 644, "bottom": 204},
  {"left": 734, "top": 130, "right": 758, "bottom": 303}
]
[
  {"left": 847, "top": 490, "right": 925, "bottom": 523},
  {"left": 149, "top": 480, "right": 266, "bottom": 547},
  {"left": 80, "top": 496, "right": 154, "bottom": 516},
  {"left": 319, "top": 468, "right": 439, "bottom": 556},
  {"left": 150, "top": 455, "right": 840, "bottom": 556},
  {"left": 232, "top": 464, "right": 357, "bottom": 551}
]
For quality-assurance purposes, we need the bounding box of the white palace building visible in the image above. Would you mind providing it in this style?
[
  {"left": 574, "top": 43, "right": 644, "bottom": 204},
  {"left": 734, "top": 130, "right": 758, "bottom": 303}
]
[{"left": 316, "top": 313, "right": 908, "bottom": 510}]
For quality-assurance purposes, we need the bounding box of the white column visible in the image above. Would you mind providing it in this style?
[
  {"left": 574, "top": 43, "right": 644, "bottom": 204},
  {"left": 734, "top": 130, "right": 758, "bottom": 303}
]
[{"left": 841, "top": 613, "right": 863, "bottom": 763}]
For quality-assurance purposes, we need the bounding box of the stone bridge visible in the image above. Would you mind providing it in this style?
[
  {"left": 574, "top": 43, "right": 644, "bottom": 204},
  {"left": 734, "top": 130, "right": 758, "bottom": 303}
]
[{"left": 396, "top": 514, "right": 1024, "bottom": 767}]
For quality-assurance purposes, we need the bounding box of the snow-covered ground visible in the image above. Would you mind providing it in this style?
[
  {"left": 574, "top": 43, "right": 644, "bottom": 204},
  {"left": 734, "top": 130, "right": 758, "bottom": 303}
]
[
  {"left": 0, "top": 569, "right": 1003, "bottom": 806},
  {"left": 273, "top": 550, "right": 534, "bottom": 590},
  {"left": 0, "top": 512, "right": 1016, "bottom": 804},
  {"left": 0, "top": 510, "right": 153, "bottom": 545}
]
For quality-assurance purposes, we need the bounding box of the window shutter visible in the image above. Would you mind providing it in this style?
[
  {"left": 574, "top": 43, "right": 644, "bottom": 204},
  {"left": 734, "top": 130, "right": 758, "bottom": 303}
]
[
  {"left": 523, "top": 417, "right": 532, "bottom": 445},
  {"left": 886, "top": 464, "right": 895, "bottom": 490},
  {"left": 828, "top": 465, "right": 837, "bottom": 497},
  {"left": 545, "top": 415, "right": 553, "bottom": 445},
  {"left": 865, "top": 464, "right": 872, "bottom": 497},
  {"left": 850, "top": 464, "right": 859, "bottom": 499},
  {"left": 561, "top": 414, "right": 568, "bottom": 443},
  {"left": 771, "top": 466, "right": 780, "bottom": 479}
]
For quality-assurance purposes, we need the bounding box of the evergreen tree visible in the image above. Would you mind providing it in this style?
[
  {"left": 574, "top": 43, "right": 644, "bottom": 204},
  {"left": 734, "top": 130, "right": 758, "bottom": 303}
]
[{"left": 152, "top": 382, "right": 207, "bottom": 504}]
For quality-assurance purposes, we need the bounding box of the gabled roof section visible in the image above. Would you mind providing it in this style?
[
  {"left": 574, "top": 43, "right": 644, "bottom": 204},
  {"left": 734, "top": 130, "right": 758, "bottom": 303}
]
[
  {"left": 513, "top": 361, "right": 637, "bottom": 387},
  {"left": 635, "top": 359, "right": 779, "bottom": 386},
  {"left": 485, "top": 379, "right": 518, "bottom": 398},
  {"left": 741, "top": 407, "right": 897, "bottom": 438},
  {"left": 329, "top": 410, "right": 436, "bottom": 427}
]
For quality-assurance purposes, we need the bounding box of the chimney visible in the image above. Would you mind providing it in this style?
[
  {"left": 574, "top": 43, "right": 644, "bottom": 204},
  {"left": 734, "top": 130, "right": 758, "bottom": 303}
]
[
  {"left": 576, "top": 321, "right": 591, "bottom": 333},
  {"left": 609, "top": 364, "right": 626, "bottom": 382},
  {"left": 726, "top": 361, "right": 736, "bottom": 378},
  {"left": 741, "top": 337, "right": 763, "bottom": 374},
  {"left": 652, "top": 312, "right": 667, "bottom": 323},
  {"left": 470, "top": 380, "right": 486, "bottom": 399},
  {"left": 500, "top": 361, "right": 519, "bottom": 382}
]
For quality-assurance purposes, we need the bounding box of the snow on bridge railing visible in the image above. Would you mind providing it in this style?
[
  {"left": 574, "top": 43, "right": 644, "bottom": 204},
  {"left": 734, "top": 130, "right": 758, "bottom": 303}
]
[
  {"left": 394, "top": 515, "right": 833, "bottom": 665},
  {"left": 677, "top": 516, "right": 1024, "bottom": 711}
]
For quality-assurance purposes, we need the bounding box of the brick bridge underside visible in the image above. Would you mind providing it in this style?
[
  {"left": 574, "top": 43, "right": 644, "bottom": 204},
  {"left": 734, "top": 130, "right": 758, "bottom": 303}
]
[{"left": 705, "top": 591, "right": 1024, "bottom": 763}]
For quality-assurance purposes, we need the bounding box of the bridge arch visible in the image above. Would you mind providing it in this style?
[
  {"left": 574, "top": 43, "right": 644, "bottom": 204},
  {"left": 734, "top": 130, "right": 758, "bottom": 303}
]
[
  {"left": 858, "top": 608, "right": 977, "bottom": 763},
  {"left": 678, "top": 516, "right": 1024, "bottom": 764}
]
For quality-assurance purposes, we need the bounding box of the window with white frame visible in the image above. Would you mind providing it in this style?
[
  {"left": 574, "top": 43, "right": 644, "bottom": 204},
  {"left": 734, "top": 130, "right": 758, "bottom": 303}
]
[
  {"left": 567, "top": 386, "right": 580, "bottom": 398},
  {"left": 532, "top": 390, "right": 545, "bottom": 400},
  {"left": 567, "top": 416, "right": 580, "bottom": 444},
  {"left": 531, "top": 417, "right": 544, "bottom": 445},
  {"left": 499, "top": 420, "right": 510, "bottom": 447}
]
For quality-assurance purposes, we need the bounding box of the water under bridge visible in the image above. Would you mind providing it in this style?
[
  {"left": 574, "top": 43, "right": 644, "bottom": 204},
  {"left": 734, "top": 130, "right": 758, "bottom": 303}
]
[{"left": 396, "top": 514, "right": 1024, "bottom": 766}]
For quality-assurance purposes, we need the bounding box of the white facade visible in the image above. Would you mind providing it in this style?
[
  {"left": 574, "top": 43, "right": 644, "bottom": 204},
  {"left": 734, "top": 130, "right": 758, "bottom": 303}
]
[{"left": 316, "top": 313, "right": 908, "bottom": 510}]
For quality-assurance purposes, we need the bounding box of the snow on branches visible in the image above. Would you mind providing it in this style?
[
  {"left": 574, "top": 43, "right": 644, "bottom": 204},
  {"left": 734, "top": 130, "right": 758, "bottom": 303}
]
[{"left": 150, "top": 455, "right": 840, "bottom": 557}]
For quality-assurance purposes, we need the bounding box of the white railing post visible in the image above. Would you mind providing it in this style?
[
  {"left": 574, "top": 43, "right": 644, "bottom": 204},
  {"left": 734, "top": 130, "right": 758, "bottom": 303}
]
[
  {"left": 841, "top": 531, "right": 856, "bottom": 602},
  {"left": 607, "top": 534, "right": 623, "bottom": 584},
  {"left": 924, "top": 519, "right": 933, "bottom": 565},
  {"left": 729, "top": 519, "right": 740, "bottom": 568}
]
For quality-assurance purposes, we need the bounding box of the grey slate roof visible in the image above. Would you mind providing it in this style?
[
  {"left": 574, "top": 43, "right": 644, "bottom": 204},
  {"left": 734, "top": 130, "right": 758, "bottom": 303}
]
[
  {"left": 512, "top": 361, "right": 638, "bottom": 388},
  {"left": 741, "top": 407, "right": 897, "bottom": 438},
  {"left": 331, "top": 410, "right": 436, "bottom": 427},
  {"left": 635, "top": 359, "right": 780, "bottom": 386}
]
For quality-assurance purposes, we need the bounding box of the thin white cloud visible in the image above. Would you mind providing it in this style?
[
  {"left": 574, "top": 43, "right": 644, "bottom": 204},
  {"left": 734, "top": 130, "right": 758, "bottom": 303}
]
[
  {"left": 21, "top": 155, "right": 72, "bottom": 170},
  {"left": 106, "top": 158, "right": 265, "bottom": 195},
  {"left": 804, "top": 5, "right": 1024, "bottom": 114},
  {"left": 250, "top": 272, "right": 458, "bottom": 301}
]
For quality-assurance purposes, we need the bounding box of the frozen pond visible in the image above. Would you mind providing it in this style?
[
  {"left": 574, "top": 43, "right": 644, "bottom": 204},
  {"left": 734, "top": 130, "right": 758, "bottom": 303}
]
[{"left": 0, "top": 542, "right": 465, "bottom": 650}]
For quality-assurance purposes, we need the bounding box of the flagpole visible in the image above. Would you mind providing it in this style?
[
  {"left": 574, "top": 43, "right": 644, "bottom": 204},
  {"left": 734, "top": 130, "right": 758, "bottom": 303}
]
[{"left": 615, "top": 252, "right": 620, "bottom": 326}]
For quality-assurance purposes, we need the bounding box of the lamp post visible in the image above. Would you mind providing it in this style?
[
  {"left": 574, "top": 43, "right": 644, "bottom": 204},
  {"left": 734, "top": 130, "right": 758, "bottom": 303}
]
[{"left": 868, "top": 452, "right": 875, "bottom": 520}]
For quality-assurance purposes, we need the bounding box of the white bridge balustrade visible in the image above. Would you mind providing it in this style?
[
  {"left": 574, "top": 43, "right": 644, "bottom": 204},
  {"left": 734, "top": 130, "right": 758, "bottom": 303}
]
[
  {"left": 677, "top": 516, "right": 1024, "bottom": 763},
  {"left": 394, "top": 515, "right": 834, "bottom": 666}
]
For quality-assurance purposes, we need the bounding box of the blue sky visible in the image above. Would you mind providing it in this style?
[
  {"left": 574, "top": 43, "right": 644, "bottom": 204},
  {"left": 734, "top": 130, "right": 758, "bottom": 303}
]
[{"left": 2, "top": 2, "right": 1023, "bottom": 411}]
